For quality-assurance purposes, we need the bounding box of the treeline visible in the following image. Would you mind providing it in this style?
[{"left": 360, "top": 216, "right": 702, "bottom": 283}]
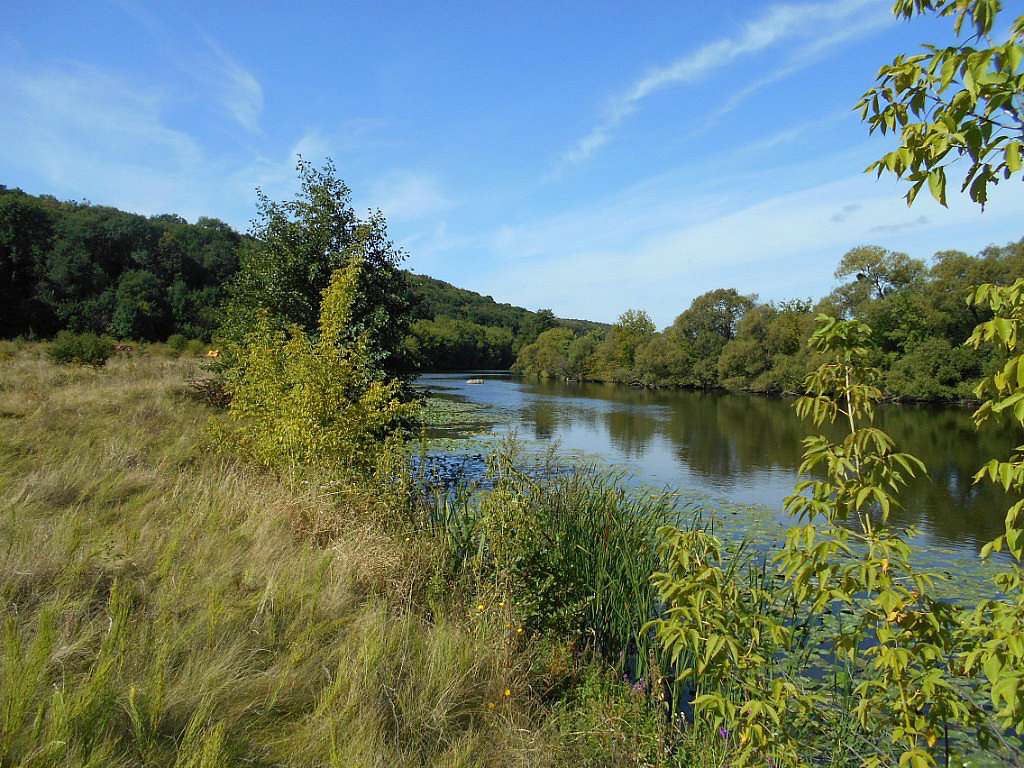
[
  {"left": 0, "top": 185, "right": 240, "bottom": 340},
  {"left": 0, "top": 184, "right": 598, "bottom": 369},
  {"left": 405, "top": 274, "right": 606, "bottom": 370},
  {"left": 514, "top": 241, "right": 1024, "bottom": 401}
]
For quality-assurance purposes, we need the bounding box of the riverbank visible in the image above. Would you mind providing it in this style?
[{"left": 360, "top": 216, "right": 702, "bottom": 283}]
[
  {"left": 3, "top": 349, "right": 1017, "bottom": 766},
  {"left": 0, "top": 348, "right": 701, "bottom": 766}
]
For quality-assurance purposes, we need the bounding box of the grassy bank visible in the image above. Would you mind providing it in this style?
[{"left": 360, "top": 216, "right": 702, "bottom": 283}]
[
  {"left": 0, "top": 348, "right": 695, "bottom": 766},
  {"left": 0, "top": 350, "right": 542, "bottom": 766}
]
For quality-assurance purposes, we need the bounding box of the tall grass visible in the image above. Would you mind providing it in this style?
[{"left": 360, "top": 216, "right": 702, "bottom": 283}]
[
  {"left": 0, "top": 351, "right": 547, "bottom": 766},
  {"left": 424, "top": 445, "right": 678, "bottom": 680}
]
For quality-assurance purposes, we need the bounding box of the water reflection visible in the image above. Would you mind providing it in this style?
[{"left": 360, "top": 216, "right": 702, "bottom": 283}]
[{"left": 418, "top": 373, "right": 1016, "bottom": 555}]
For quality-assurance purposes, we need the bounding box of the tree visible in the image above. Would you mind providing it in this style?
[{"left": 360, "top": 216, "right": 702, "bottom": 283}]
[
  {"left": 858, "top": 0, "right": 1024, "bottom": 207},
  {"left": 222, "top": 158, "right": 412, "bottom": 375},
  {"left": 513, "top": 327, "right": 575, "bottom": 379},
  {"left": 834, "top": 245, "right": 926, "bottom": 302},
  {"left": 590, "top": 309, "right": 655, "bottom": 382},
  {"left": 0, "top": 189, "right": 55, "bottom": 336},
  {"left": 110, "top": 270, "right": 169, "bottom": 340},
  {"left": 671, "top": 289, "right": 755, "bottom": 388}
]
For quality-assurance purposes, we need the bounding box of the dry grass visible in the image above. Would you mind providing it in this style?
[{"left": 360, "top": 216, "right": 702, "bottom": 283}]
[{"left": 0, "top": 350, "right": 552, "bottom": 767}]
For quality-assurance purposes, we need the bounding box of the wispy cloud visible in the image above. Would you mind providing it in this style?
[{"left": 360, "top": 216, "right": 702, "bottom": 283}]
[
  {"left": 480, "top": 168, "right": 1024, "bottom": 325},
  {"left": 202, "top": 37, "right": 264, "bottom": 134},
  {"left": 870, "top": 215, "right": 929, "bottom": 234},
  {"left": 0, "top": 65, "right": 206, "bottom": 215},
  {"left": 830, "top": 202, "right": 862, "bottom": 223},
  {"left": 556, "top": 0, "right": 884, "bottom": 172},
  {"left": 368, "top": 172, "right": 455, "bottom": 222}
]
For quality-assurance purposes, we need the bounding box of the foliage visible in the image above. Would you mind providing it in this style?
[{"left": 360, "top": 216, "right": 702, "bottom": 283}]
[
  {"left": 513, "top": 241, "right": 1024, "bottom": 401},
  {"left": 46, "top": 330, "right": 115, "bottom": 366},
  {"left": 857, "top": 0, "right": 1024, "bottom": 207},
  {"left": 647, "top": 529, "right": 809, "bottom": 767},
  {"left": 220, "top": 158, "right": 412, "bottom": 376},
  {"left": 584, "top": 309, "right": 656, "bottom": 383},
  {"left": 405, "top": 316, "right": 516, "bottom": 371},
  {"left": 223, "top": 250, "right": 417, "bottom": 476},
  {"left": 478, "top": 447, "right": 673, "bottom": 675},
  {"left": 962, "top": 278, "right": 1024, "bottom": 737},
  {"left": 512, "top": 327, "right": 576, "bottom": 379},
  {"left": 778, "top": 316, "right": 977, "bottom": 768},
  {"left": 0, "top": 185, "right": 240, "bottom": 340}
]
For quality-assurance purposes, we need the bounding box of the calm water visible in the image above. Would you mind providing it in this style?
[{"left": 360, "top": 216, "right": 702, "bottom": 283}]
[{"left": 418, "top": 372, "right": 1018, "bottom": 559}]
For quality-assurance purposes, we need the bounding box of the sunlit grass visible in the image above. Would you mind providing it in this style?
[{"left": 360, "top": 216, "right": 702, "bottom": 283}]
[{"left": 0, "top": 351, "right": 546, "bottom": 767}]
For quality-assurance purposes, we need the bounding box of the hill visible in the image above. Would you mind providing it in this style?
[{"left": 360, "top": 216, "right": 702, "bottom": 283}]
[{"left": 0, "top": 185, "right": 604, "bottom": 370}]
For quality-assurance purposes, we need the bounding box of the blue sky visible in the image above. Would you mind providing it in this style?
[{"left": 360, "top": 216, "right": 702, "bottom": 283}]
[{"left": 2, "top": 0, "right": 1023, "bottom": 326}]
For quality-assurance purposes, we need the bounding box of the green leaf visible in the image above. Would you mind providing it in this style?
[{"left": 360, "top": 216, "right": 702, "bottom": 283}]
[
  {"left": 928, "top": 167, "right": 947, "bottom": 206},
  {"left": 1006, "top": 141, "right": 1022, "bottom": 173}
]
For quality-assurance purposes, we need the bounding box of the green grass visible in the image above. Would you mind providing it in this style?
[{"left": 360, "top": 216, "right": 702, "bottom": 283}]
[{"left": 0, "top": 350, "right": 548, "bottom": 767}]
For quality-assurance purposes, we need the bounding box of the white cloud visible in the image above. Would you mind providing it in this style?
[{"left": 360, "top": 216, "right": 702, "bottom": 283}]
[
  {"left": 556, "top": 0, "right": 885, "bottom": 171},
  {"left": 368, "top": 172, "right": 455, "bottom": 222},
  {"left": 0, "top": 63, "right": 339, "bottom": 229},
  {"left": 0, "top": 66, "right": 208, "bottom": 217},
  {"left": 479, "top": 168, "right": 1024, "bottom": 326},
  {"left": 203, "top": 37, "right": 264, "bottom": 134}
]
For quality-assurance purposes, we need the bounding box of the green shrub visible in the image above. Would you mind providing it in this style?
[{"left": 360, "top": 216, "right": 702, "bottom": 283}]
[
  {"left": 166, "top": 333, "right": 187, "bottom": 352},
  {"left": 47, "top": 331, "right": 115, "bottom": 366},
  {"left": 480, "top": 448, "right": 673, "bottom": 676},
  {"left": 183, "top": 338, "right": 206, "bottom": 356},
  {"left": 222, "top": 250, "right": 417, "bottom": 477}
]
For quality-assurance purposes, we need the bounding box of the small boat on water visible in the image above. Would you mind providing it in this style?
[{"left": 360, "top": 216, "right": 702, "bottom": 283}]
[{"left": 466, "top": 378, "right": 485, "bottom": 385}]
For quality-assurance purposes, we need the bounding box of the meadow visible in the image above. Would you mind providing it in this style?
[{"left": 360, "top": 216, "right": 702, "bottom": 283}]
[{"left": 0, "top": 346, "right": 708, "bottom": 767}]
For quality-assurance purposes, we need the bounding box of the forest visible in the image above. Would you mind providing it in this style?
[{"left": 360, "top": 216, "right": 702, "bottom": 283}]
[
  {"left": 514, "top": 240, "right": 1024, "bottom": 401},
  {"left": 0, "top": 184, "right": 594, "bottom": 370}
]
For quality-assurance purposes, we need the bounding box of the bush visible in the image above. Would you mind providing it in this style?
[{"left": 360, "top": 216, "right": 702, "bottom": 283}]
[
  {"left": 223, "top": 253, "right": 417, "bottom": 477},
  {"left": 183, "top": 338, "right": 206, "bottom": 356},
  {"left": 47, "top": 331, "right": 114, "bottom": 366},
  {"left": 166, "top": 333, "right": 187, "bottom": 352},
  {"left": 480, "top": 448, "right": 673, "bottom": 675}
]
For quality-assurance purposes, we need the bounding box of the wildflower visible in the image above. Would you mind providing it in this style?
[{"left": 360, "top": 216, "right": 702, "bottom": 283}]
[
  {"left": 206, "top": 349, "right": 220, "bottom": 358},
  {"left": 477, "top": 603, "right": 485, "bottom": 612},
  {"left": 719, "top": 726, "right": 730, "bottom": 740},
  {"left": 516, "top": 626, "right": 524, "bottom": 635},
  {"left": 487, "top": 702, "right": 496, "bottom": 710},
  {"left": 504, "top": 688, "right": 511, "bottom": 698}
]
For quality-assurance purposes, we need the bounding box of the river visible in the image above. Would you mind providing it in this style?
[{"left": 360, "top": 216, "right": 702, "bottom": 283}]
[{"left": 418, "top": 372, "right": 1019, "bottom": 579}]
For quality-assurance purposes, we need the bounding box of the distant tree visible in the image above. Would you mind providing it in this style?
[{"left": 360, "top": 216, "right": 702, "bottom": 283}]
[
  {"left": 110, "top": 270, "right": 170, "bottom": 340},
  {"left": 671, "top": 289, "right": 755, "bottom": 388},
  {"left": 590, "top": 309, "right": 656, "bottom": 382},
  {"left": 833, "top": 245, "right": 926, "bottom": 303},
  {"left": 0, "top": 189, "right": 55, "bottom": 336},
  {"left": 513, "top": 327, "right": 575, "bottom": 378},
  {"left": 516, "top": 308, "right": 558, "bottom": 350}
]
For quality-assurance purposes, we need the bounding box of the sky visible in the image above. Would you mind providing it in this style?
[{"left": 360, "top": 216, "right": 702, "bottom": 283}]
[{"left": 2, "top": 0, "right": 1023, "bottom": 327}]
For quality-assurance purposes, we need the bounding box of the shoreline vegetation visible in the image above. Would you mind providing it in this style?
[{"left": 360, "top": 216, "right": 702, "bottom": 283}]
[
  {"left": 511, "top": 243, "right": 1024, "bottom": 405},
  {"left": 4, "top": 179, "right": 1020, "bottom": 405}
]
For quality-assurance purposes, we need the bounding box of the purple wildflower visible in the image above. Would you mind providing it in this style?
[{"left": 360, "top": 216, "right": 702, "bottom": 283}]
[{"left": 719, "top": 726, "right": 730, "bottom": 740}]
